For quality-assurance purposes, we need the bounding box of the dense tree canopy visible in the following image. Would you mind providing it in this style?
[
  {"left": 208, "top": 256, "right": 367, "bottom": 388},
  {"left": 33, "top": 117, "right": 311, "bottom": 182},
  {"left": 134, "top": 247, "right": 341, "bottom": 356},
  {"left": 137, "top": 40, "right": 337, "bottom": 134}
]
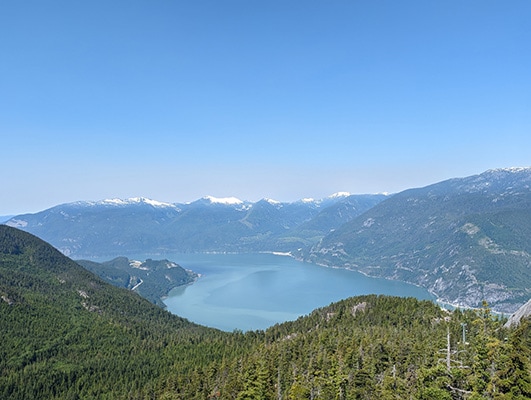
[{"left": 1, "top": 225, "right": 529, "bottom": 399}]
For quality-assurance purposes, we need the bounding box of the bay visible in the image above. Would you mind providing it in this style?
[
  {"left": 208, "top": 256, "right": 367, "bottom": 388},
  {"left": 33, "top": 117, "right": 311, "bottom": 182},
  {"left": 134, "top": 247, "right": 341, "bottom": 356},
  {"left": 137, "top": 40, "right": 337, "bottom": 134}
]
[{"left": 149, "top": 252, "right": 436, "bottom": 332}]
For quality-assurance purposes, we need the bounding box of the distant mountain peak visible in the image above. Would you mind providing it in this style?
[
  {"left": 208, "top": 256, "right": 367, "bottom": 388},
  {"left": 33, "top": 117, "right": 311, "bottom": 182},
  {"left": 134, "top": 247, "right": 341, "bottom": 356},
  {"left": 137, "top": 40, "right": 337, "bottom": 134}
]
[
  {"left": 328, "top": 192, "right": 351, "bottom": 198},
  {"left": 96, "top": 197, "right": 176, "bottom": 208},
  {"left": 477, "top": 167, "right": 531, "bottom": 181},
  {"left": 263, "top": 198, "right": 281, "bottom": 205},
  {"left": 486, "top": 166, "right": 531, "bottom": 174},
  {"left": 202, "top": 195, "right": 244, "bottom": 205}
]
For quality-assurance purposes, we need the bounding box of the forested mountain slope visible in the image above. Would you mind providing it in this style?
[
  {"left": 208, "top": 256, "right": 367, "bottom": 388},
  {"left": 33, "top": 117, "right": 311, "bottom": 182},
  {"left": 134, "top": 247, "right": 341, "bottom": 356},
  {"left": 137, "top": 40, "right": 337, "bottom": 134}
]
[
  {"left": 5, "top": 194, "right": 385, "bottom": 258},
  {"left": 1, "top": 225, "right": 530, "bottom": 399},
  {"left": 307, "top": 168, "right": 531, "bottom": 313},
  {"left": 76, "top": 256, "right": 197, "bottom": 308},
  {"left": 0, "top": 225, "right": 242, "bottom": 399}
]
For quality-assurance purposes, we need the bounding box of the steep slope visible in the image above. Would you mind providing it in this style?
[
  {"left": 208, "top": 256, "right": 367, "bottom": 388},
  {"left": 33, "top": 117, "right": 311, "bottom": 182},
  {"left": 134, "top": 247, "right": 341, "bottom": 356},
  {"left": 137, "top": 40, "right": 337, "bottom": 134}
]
[
  {"left": 76, "top": 257, "right": 197, "bottom": 307},
  {"left": 0, "top": 225, "right": 237, "bottom": 399},
  {"left": 211, "top": 296, "right": 529, "bottom": 400},
  {"left": 307, "top": 168, "right": 531, "bottom": 312},
  {"left": 5, "top": 194, "right": 385, "bottom": 257},
  {"left": 279, "top": 194, "right": 388, "bottom": 251},
  {"left": 5, "top": 198, "right": 183, "bottom": 257}
]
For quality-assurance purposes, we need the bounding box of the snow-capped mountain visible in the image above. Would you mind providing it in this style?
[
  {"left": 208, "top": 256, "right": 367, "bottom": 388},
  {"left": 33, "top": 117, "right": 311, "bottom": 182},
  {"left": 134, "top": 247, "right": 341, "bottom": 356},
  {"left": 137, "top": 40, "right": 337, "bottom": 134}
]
[
  {"left": 4, "top": 194, "right": 386, "bottom": 258},
  {"left": 5, "top": 167, "right": 530, "bottom": 313},
  {"left": 307, "top": 167, "right": 531, "bottom": 313},
  {"left": 200, "top": 195, "right": 245, "bottom": 205},
  {"left": 83, "top": 197, "right": 177, "bottom": 208}
]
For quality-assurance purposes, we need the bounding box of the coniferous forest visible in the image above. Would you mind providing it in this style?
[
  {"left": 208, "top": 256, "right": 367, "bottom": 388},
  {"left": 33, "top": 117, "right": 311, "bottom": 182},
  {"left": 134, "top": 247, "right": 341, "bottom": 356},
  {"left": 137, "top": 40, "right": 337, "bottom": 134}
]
[{"left": 1, "top": 225, "right": 530, "bottom": 399}]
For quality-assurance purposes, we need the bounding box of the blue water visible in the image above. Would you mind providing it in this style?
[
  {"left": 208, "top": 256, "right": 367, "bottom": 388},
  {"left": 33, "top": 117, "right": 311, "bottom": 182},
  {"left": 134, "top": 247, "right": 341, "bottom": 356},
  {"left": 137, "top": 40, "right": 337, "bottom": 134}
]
[{"left": 147, "top": 253, "right": 436, "bottom": 332}]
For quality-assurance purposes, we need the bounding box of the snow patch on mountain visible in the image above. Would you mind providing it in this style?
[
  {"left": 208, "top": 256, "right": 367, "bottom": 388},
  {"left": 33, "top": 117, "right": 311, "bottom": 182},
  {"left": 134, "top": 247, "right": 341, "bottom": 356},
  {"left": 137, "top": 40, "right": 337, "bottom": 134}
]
[
  {"left": 5, "top": 219, "right": 28, "bottom": 228},
  {"left": 80, "top": 197, "right": 177, "bottom": 208},
  {"left": 328, "top": 192, "right": 351, "bottom": 198},
  {"left": 129, "top": 260, "right": 149, "bottom": 270},
  {"left": 203, "top": 196, "right": 244, "bottom": 205},
  {"left": 130, "top": 197, "right": 175, "bottom": 207},
  {"left": 487, "top": 166, "right": 531, "bottom": 174},
  {"left": 101, "top": 198, "right": 128, "bottom": 206},
  {"left": 264, "top": 198, "right": 281, "bottom": 205},
  {"left": 111, "top": 197, "right": 175, "bottom": 207}
]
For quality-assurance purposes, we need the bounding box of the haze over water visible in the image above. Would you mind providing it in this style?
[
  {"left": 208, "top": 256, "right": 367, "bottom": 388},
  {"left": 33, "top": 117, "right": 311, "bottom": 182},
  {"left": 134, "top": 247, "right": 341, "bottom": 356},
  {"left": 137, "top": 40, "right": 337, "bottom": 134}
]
[{"left": 157, "top": 253, "right": 435, "bottom": 331}]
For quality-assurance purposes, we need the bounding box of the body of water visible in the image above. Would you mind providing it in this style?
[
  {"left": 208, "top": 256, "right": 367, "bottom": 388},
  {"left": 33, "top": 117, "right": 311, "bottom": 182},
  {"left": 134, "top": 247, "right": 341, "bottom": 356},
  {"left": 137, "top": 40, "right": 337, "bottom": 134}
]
[{"left": 149, "top": 253, "right": 436, "bottom": 332}]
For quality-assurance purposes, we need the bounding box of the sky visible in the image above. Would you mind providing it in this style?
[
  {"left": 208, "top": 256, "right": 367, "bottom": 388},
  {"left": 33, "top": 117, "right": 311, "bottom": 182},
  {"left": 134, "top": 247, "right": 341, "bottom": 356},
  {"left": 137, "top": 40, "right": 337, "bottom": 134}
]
[{"left": 1, "top": 1, "right": 530, "bottom": 215}]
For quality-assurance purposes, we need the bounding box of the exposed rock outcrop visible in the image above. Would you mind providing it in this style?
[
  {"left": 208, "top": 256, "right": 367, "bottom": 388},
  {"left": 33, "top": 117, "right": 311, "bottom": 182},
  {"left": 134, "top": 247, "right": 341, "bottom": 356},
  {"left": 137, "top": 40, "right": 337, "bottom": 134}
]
[{"left": 504, "top": 298, "right": 531, "bottom": 328}]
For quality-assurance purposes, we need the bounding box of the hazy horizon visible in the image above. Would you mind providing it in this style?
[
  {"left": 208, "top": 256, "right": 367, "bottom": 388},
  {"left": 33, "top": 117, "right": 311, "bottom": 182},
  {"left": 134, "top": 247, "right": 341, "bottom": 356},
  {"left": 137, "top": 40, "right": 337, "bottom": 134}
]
[{"left": 2, "top": 1, "right": 530, "bottom": 215}]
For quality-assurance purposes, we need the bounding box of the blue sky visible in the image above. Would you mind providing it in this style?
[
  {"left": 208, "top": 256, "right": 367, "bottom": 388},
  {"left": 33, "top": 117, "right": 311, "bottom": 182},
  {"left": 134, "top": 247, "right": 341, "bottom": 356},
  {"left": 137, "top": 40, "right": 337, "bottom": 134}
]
[{"left": 1, "top": 1, "right": 530, "bottom": 215}]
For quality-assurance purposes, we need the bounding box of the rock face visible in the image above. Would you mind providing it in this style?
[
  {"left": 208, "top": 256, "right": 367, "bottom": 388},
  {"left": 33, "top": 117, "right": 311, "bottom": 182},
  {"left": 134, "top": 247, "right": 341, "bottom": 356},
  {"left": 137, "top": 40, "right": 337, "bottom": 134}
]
[
  {"left": 307, "top": 168, "right": 531, "bottom": 313},
  {"left": 505, "top": 298, "right": 531, "bottom": 328}
]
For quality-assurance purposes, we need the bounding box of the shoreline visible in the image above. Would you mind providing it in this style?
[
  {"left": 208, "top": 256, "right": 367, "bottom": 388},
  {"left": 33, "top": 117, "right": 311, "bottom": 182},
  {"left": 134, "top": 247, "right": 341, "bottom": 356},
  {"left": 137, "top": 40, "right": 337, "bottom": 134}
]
[
  {"left": 262, "top": 251, "right": 513, "bottom": 315},
  {"left": 85, "top": 250, "right": 517, "bottom": 316}
]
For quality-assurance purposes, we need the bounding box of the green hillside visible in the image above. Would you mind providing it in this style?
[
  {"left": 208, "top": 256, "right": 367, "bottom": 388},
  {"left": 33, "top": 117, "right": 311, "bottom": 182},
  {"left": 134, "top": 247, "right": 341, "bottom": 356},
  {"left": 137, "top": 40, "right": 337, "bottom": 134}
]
[
  {"left": 76, "top": 257, "right": 197, "bottom": 307},
  {"left": 0, "top": 225, "right": 243, "bottom": 399},
  {"left": 1, "top": 225, "right": 530, "bottom": 399}
]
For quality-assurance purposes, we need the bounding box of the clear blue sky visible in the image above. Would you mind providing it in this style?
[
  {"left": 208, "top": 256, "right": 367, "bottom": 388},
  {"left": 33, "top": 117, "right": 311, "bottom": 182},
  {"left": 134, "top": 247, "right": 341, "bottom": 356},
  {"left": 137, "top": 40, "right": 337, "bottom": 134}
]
[{"left": 1, "top": 1, "right": 530, "bottom": 215}]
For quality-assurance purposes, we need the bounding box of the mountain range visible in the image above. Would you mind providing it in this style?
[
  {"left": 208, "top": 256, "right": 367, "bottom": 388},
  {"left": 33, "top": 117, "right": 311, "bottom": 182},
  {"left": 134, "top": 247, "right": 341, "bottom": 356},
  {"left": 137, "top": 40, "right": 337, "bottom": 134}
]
[
  {"left": 3, "top": 167, "right": 531, "bottom": 313},
  {"left": 4, "top": 193, "right": 386, "bottom": 257}
]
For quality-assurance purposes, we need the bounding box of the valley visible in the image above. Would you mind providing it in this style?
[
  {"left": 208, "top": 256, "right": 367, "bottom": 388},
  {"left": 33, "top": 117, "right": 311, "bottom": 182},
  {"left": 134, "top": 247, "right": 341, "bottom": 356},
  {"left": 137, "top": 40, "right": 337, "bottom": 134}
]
[
  {"left": 3, "top": 2, "right": 530, "bottom": 398},
  {"left": 160, "top": 252, "right": 434, "bottom": 331},
  {"left": 4, "top": 168, "right": 531, "bottom": 314},
  {"left": 1, "top": 225, "right": 530, "bottom": 399}
]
